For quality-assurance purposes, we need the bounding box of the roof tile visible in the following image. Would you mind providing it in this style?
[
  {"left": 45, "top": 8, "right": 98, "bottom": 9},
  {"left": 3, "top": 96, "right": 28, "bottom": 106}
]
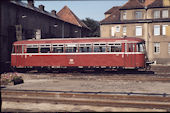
[
  {"left": 100, "top": 7, "right": 121, "bottom": 24},
  {"left": 120, "top": 0, "right": 144, "bottom": 10},
  {"left": 57, "top": 6, "right": 89, "bottom": 29}
]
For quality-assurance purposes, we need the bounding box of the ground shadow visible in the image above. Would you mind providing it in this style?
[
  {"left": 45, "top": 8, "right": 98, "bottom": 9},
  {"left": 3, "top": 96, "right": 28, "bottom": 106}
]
[{"left": 24, "top": 68, "right": 155, "bottom": 76}]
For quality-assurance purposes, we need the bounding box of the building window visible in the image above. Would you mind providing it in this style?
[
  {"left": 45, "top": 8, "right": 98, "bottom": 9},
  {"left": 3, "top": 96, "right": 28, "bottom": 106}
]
[
  {"left": 154, "top": 10, "right": 160, "bottom": 18},
  {"left": 123, "top": 26, "right": 126, "bottom": 35},
  {"left": 135, "top": 11, "right": 142, "bottom": 19},
  {"left": 168, "top": 43, "right": 170, "bottom": 53},
  {"left": 136, "top": 26, "right": 142, "bottom": 36},
  {"left": 154, "top": 25, "right": 160, "bottom": 36},
  {"left": 122, "top": 11, "right": 127, "bottom": 20},
  {"left": 116, "top": 26, "right": 120, "bottom": 32},
  {"left": 154, "top": 42, "right": 160, "bottom": 53},
  {"left": 111, "top": 27, "right": 115, "bottom": 36},
  {"left": 162, "top": 10, "right": 169, "bottom": 18},
  {"left": 162, "top": 25, "right": 168, "bottom": 35}
]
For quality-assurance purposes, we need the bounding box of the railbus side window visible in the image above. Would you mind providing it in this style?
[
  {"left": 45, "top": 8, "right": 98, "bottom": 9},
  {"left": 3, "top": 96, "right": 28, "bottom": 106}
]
[
  {"left": 52, "top": 44, "right": 64, "bottom": 53},
  {"left": 93, "top": 44, "right": 106, "bottom": 52},
  {"left": 128, "top": 43, "right": 133, "bottom": 52},
  {"left": 65, "top": 44, "right": 78, "bottom": 53},
  {"left": 26, "top": 45, "right": 39, "bottom": 53},
  {"left": 40, "top": 45, "right": 51, "bottom": 53},
  {"left": 107, "top": 43, "right": 122, "bottom": 52},
  {"left": 79, "top": 44, "right": 92, "bottom": 52}
]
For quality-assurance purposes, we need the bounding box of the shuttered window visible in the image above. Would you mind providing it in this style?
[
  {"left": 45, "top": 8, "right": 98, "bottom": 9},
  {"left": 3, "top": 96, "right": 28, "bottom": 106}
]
[
  {"left": 111, "top": 27, "right": 115, "bottom": 36},
  {"left": 162, "top": 25, "right": 168, "bottom": 35}
]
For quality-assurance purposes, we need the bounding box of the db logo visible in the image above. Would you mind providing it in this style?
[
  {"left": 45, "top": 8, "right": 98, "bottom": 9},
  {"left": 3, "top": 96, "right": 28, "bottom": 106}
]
[{"left": 69, "top": 59, "right": 74, "bottom": 64}]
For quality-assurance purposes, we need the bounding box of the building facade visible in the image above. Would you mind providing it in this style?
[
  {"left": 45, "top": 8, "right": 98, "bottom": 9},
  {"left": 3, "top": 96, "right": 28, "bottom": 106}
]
[
  {"left": 100, "top": 0, "right": 170, "bottom": 65},
  {"left": 0, "top": 0, "right": 90, "bottom": 72}
]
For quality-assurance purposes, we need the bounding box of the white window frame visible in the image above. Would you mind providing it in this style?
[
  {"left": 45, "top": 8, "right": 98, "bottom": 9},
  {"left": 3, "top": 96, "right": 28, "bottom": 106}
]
[
  {"left": 162, "top": 10, "right": 169, "bottom": 18},
  {"left": 168, "top": 43, "right": 170, "bottom": 53},
  {"left": 122, "top": 11, "right": 127, "bottom": 20},
  {"left": 162, "top": 25, "right": 168, "bottom": 35},
  {"left": 123, "top": 26, "right": 127, "bottom": 35},
  {"left": 154, "top": 10, "right": 160, "bottom": 19},
  {"left": 136, "top": 26, "right": 142, "bottom": 36},
  {"left": 111, "top": 27, "right": 115, "bottom": 36},
  {"left": 115, "top": 26, "right": 120, "bottom": 32},
  {"left": 135, "top": 11, "right": 142, "bottom": 19},
  {"left": 154, "top": 42, "right": 160, "bottom": 54},
  {"left": 154, "top": 25, "right": 160, "bottom": 36}
]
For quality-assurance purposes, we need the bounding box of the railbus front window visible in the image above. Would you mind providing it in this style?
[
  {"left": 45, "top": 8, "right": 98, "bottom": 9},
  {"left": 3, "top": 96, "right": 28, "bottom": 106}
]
[
  {"left": 15, "top": 45, "right": 23, "bottom": 53},
  {"left": 137, "top": 43, "right": 145, "bottom": 52},
  {"left": 12, "top": 45, "right": 15, "bottom": 53}
]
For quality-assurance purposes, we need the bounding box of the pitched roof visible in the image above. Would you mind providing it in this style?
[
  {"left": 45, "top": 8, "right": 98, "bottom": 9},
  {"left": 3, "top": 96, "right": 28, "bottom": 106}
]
[
  {"left": 100, "top": 0, "right": 165, "bottom": 24},
  {"left": 100, "top": 6, "right": 121, "bottom": 24},
  {"left": 144, "top": 0, "right": 156, "bottom": 6},
  {"left": 147, "top": 0, "right": 163, "bottom": 8},
  {"left": 104, "top": 6, "right": 120, "bottom": 14},
  {"left": 119, "top": 0, "right": 163, "bottom": 10},
  {"left": 57, "top": 6, "right": 89, "bottom": 29},
  {"left": 120, "top": 0, "right": 145, "bottom": 10}
]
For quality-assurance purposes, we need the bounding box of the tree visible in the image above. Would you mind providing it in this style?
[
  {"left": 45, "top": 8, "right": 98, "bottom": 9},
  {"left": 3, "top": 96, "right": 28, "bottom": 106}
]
[{"left": 82, "top": 18, "right": 100, "bottom": 37}]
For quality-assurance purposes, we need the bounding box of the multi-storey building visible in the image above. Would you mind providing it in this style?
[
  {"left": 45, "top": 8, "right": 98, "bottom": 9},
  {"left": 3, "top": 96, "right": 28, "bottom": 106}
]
[{"left": 100, "top": 0, "right": 170, "bottom": 65}]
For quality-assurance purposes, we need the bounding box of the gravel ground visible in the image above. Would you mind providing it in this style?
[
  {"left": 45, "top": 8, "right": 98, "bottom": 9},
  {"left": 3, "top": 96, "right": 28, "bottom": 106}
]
[
  {"left": 3, "top": 72, "right": 170, "bottom": 94},
  {"left": 2, "top": 102, "right": 166, "bottom": 112},
  {"left": 2, "top": 67, "right": 170, "bottom": 112}
]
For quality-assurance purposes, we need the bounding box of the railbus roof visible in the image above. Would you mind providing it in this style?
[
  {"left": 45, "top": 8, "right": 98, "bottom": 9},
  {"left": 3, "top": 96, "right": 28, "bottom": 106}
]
[{"left": 13, "top": 37, "right": 145, "bottom": 45}]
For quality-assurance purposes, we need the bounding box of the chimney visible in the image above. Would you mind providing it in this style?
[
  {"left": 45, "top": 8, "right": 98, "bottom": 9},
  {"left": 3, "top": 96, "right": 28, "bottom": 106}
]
[
  {"left": 51, "top": 10, "right": 57, "bottom": 16},
  {"left": 39, "top": 5, "right": 45, "bottom": 11},
  {"left": 27, "top": 0, "right": 34, "bottom": 7}
]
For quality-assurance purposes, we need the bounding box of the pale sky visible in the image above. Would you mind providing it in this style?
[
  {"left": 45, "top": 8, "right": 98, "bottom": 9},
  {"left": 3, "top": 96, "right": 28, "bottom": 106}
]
[{"left": 23, "top": 0, "right": 128, "bottom": 21}]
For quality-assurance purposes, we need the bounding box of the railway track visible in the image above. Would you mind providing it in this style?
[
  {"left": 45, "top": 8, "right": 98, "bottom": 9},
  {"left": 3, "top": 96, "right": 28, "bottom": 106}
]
[{"left": 2, "top": 89, "right": 170, "bottom": 111}]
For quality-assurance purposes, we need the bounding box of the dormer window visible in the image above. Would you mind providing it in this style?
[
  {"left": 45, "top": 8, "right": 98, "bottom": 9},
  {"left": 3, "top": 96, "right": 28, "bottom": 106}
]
[{"left": 135, "top": 11, "right": 142, "bottom": 19}]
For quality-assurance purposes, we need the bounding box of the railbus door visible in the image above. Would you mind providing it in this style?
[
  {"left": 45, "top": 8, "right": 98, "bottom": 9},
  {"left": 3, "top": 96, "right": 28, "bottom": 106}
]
[{"left": 124, "top": 43, "right": 136, "bottom": 68}]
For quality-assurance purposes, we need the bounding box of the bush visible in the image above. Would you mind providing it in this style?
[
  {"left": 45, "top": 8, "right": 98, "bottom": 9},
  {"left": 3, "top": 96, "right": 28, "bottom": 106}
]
[
  {"left": 1, "top": 73, "right": 24, "bottom": 86},
  {"left": 12, "top": 76, "right": 24, "bottom": 85}
]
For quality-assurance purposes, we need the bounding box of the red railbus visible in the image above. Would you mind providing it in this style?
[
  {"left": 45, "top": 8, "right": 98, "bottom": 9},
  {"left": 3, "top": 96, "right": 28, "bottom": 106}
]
[{"left": 11, "top": 37, "right": 147, "bottom": 71}]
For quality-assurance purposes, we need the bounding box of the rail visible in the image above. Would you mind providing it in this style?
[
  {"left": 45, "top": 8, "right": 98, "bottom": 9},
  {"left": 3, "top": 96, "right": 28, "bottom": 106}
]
[
  {"left": 2, "top": 89, "right": 170, "bottom": 110},
  {"left": 2, "top": 89, "right": 170, "bottom": 97}
]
